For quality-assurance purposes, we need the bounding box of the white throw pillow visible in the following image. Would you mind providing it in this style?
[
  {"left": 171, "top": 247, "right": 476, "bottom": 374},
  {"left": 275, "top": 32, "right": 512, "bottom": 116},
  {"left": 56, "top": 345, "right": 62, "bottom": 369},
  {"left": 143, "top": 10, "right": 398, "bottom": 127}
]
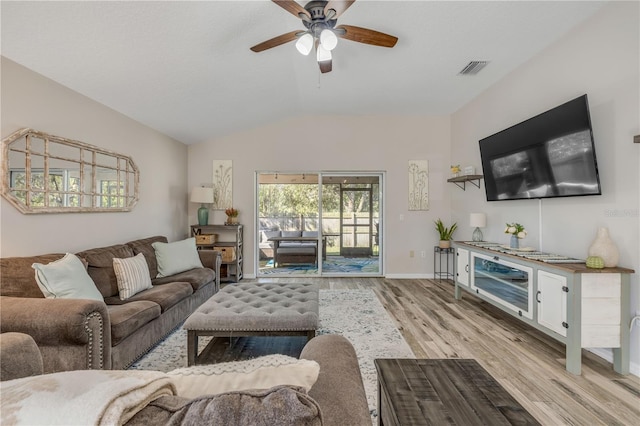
[
  {"left": 32, "top": 253, "right": 103, "bottom": 301},
  {"left": 113, "top": 253, "right": 153, "bottom": 300},
  {"left": 166, "top": 355, "right": 320, "bottom": 399},
  {"left": 152, "top": 237, "right": 204, "bottom": 278}
]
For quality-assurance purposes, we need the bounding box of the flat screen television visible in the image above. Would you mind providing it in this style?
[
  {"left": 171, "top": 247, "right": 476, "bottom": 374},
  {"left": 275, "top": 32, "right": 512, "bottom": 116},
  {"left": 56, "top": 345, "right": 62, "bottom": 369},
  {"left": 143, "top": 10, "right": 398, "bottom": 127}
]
[{"left": 479, "top": 94, "right": 601, "bottom": 201}]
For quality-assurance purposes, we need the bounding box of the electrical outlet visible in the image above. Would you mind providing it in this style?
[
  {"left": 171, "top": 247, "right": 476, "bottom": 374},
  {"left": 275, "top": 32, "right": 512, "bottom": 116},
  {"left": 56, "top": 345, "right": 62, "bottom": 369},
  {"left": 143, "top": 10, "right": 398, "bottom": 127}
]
[
  {"left": 409, "top": 250, "right": 415, "bottom": 258},
  {"left": 420, "top": 250, "right": 426, "bottom": 258},
  {"left": 399, "top": 214, "right": 405, "bottom": 221}
]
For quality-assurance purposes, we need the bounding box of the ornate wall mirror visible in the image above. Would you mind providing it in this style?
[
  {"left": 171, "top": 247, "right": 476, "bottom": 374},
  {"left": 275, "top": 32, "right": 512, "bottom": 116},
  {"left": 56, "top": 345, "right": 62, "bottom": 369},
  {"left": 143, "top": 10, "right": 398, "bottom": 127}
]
[{"left": 1, "top": 128, "right": 139, "bottom": 213}]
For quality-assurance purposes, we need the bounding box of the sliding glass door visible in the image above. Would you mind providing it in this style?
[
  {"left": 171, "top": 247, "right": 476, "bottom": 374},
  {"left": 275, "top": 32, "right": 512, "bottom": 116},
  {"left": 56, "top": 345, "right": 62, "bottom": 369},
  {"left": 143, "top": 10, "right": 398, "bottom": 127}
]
[
  {"left": 321, "top": 174, "right": 381, "bottom": 275},
  {"left": 257, "top": 173, "right": 320, "bottom": 276},
  {"left": 256, "top": 172, "right": 383, "bottom": 277}
]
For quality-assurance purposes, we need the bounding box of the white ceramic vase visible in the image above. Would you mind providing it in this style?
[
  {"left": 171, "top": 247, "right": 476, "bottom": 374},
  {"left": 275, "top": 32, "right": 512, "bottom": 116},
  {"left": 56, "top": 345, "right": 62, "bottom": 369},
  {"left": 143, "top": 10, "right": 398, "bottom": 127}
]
[{"left": 588, "top": 227, "right": 619, "bottom": 268}]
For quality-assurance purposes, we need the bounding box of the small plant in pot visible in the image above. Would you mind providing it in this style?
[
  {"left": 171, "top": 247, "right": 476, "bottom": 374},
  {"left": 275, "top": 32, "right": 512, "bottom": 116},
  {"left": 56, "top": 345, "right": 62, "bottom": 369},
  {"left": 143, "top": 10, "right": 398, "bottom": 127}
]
[{"left": 435, "top": 219, "right": 457, "bottom": 249}]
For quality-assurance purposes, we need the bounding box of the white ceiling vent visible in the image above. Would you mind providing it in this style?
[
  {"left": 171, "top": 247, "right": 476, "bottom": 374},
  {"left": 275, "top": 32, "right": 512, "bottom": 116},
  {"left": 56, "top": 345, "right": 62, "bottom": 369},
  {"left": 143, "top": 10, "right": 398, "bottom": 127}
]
[{"left": 458, "top": 61, "right": 489, "bottom": 75}]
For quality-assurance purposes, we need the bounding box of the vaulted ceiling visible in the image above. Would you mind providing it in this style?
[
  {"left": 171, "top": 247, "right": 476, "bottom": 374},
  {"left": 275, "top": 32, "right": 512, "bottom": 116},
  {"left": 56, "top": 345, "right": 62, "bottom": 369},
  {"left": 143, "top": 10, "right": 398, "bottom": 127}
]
[{"left": 1, "top": 1, "right": 606, "bottom": 145}]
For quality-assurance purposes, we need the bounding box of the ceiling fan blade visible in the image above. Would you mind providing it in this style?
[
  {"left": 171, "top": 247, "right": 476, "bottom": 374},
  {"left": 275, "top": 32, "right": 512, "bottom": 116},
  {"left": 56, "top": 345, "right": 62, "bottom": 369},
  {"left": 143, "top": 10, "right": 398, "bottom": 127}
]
[
  {"left": 272, "top": 0, "right": 310, "bottom": 19},
  {"left": 250, "top": 30, "right": 300, "bottom": 52},
  {"left": 324, "top": 0, "right": 356, "bottom": 18},
  {"left": 319, "top": 59, "right": 332, "bottom": 74},
  {"left": 335, "top": 24, "right": 398, "bottom": 48}
]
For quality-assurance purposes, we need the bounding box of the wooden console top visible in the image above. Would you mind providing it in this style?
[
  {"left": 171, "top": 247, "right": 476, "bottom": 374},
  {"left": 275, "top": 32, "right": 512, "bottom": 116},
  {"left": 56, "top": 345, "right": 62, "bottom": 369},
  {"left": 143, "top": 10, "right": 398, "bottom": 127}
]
[{"left": 454, "top": 241, "right": 634, "bottom": 274}]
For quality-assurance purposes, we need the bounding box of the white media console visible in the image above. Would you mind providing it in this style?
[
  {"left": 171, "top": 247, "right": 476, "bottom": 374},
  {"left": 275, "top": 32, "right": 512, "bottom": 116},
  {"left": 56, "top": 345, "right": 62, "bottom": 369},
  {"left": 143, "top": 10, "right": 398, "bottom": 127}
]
[{"left": 453, "top": 241, "right": 633, "bottom": 375}]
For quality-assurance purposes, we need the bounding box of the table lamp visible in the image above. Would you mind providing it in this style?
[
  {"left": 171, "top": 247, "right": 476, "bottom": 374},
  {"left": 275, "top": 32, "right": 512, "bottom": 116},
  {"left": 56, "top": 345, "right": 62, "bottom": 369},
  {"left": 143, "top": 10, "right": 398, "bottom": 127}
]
[
  {"left": 469, "top": 213, "right": 486, "bottom": 242},
  {"left": 190, "top": 187, "right": 214, "bottom": 226}
]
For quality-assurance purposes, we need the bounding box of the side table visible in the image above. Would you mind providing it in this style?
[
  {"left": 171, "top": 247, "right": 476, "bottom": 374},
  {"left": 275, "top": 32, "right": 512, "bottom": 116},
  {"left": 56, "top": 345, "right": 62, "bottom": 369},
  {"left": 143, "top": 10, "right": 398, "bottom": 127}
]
[
  {"left": 375, "top": 358, "right": 539, "bottom": 425},
  {"left": 433, "top": 246, "right": 454, "bottom": 281}
]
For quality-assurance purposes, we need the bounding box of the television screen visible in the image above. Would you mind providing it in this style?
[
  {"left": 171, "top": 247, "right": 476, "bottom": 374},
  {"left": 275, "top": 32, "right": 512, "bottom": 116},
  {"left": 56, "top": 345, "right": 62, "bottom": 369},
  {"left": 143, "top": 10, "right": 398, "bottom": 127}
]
[{"left": 479, "top": 95, "right": 601, "bottom": 201}]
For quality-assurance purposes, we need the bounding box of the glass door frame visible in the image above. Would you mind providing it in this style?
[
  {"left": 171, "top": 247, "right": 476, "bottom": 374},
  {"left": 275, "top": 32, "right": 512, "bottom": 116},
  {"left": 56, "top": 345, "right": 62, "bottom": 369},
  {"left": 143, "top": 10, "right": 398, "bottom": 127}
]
[
  {"left": 339, "top": 185, "right": 374, "bottom": 257},
  {"left": 255, "top": 170, "right": 384, "bottom": 278}
]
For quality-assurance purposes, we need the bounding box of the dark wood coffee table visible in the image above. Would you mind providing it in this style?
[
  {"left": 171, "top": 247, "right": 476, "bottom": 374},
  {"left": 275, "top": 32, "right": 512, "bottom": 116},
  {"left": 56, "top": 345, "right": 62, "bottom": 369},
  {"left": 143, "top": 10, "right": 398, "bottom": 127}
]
[{"left": 375, "top": 358, "right": 540, "bottom": 425}]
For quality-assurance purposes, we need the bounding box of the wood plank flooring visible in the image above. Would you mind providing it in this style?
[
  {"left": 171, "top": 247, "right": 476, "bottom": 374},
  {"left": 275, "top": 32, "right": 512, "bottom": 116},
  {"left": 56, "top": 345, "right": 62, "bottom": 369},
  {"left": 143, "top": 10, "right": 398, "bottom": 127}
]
[{"left": 241, "top": 277, "right": 640, "bottom": 425}]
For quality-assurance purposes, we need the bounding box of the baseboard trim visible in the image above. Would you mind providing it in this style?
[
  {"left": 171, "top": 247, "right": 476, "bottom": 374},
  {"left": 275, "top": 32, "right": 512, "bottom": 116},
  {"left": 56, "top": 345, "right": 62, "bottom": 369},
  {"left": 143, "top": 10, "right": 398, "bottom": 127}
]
[
  {"left": 587, "top": 348, "right": 640, "bottom": 377},
  {"left": 385, "top": 273, "right": 433, "bottom": 279}
]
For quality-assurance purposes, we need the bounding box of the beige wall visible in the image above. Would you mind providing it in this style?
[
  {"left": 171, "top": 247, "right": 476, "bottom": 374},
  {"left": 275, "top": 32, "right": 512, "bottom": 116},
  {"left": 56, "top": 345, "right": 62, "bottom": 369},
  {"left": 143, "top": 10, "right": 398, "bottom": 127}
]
[
  {"left": 0, "top": 58, "right": 189, "bottom": 256},
  {"left": 188, "top": 114, "right": 452, "bottom": 278},
  {"left": 451, "top": 2, "right": 640, "bottom": 374}
]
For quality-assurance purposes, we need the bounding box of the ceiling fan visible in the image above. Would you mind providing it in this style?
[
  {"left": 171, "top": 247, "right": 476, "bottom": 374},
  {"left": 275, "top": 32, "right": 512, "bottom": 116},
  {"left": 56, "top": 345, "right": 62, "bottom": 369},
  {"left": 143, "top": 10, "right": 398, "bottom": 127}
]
[{"left": 250, "top": 0, "right": 398, "bottom": 73}]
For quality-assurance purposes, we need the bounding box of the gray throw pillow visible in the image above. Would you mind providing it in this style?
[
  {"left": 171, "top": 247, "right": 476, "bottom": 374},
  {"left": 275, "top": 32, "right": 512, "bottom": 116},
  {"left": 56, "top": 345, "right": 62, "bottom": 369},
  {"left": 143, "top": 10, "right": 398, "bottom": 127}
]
[
  {"left": 166, "top": 385, "right": 322, "bottom": 426},
  {"left": 152, "top": 238, "right": 203, "bottom": 278}
]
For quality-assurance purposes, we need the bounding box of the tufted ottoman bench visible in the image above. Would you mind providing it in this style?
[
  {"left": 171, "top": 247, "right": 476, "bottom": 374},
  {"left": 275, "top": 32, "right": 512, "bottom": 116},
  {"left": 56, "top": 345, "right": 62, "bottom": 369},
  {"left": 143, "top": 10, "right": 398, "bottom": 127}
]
[{"left": 183, "top": 282, "right": 319, "bottom": 365}]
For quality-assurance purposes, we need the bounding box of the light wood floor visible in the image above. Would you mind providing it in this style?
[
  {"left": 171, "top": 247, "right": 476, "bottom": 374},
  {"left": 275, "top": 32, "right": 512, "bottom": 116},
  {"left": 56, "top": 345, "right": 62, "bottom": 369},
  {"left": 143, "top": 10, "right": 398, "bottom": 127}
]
[{"left": 243, "top": 276, "right": 640, "bottom": 425}]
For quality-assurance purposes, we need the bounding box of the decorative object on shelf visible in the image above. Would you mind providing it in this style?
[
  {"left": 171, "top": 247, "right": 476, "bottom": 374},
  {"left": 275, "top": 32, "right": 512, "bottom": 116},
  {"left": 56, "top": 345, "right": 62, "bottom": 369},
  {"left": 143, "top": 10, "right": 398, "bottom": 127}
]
[
  {"left": 190, "top": 187, "right": 214, "bottom": 226},
  {"left": 225, "top": 207, "right": 239, "bottom": 225},
  {"left": 212, "top": 160, "right": 232, "bottom": 210},
  {"left": 435, "top": 219, "right": 457, "bottom": 249},
  {"left": 588, "top": 227, "right": 619, "bottom": 267},
  {"left": 408, "top": 160, "right": 429, "bottom": 211},
  {"left": 586, "top": 256, "right": 605, "bottom": 269},
  {"left": 463, "top": 166, "right": 475, "bottom": 175},
  {"left": 504, "top": 223, "right": 527, "bottom": 249},
  {"left": 195, "top": 234, "right": 217, "bottom": 245},
  {"left": 450, "top": 164, "right": 461, "bottom": 178},
  {"left": 469, "top": 213, "right": 486, "bottom": 242}
]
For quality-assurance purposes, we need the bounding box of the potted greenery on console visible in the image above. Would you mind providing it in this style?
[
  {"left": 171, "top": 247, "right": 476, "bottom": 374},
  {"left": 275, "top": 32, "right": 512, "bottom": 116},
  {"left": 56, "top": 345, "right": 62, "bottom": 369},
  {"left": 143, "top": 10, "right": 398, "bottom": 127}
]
[{"left": 435, "top": 219, "right": 457, "bottom": 248}]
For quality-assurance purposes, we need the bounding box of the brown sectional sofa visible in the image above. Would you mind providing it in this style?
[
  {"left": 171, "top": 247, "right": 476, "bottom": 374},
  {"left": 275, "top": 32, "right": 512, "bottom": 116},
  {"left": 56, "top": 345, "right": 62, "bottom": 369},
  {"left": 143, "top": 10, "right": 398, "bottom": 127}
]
[{"left": 0, "top": 236, "right": 221, "bottom": 372}]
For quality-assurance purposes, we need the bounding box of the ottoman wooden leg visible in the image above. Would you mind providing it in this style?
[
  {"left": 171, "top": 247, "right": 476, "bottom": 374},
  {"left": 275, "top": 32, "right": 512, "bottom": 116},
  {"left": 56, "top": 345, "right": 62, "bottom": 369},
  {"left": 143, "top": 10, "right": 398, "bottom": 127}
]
[{"left": 187, "top": 330, "right": 198, "bottom": 366}]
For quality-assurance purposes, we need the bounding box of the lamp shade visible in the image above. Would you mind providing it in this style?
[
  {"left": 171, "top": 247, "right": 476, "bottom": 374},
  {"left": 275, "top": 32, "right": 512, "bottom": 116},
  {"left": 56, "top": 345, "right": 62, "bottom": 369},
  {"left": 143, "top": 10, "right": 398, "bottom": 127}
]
[
  {"left": 190, "top": 187, "right": 214, "bottom": 204},
  {"left": 469, "top": 213, "right": 486, "bottom": 228}
]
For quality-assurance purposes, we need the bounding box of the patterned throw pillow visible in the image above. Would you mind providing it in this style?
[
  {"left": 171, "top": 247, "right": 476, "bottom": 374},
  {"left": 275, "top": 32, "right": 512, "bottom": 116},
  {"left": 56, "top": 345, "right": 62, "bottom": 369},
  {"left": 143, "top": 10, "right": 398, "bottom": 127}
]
[
  {"left": 113, "top": 253, "right": 153, "bottom": 300},
  {"left": 166, "top": 354, "right": 320, "bottom": 398},
  {"left": 32, "top": 253, "right": 103, "bottom": 301}
]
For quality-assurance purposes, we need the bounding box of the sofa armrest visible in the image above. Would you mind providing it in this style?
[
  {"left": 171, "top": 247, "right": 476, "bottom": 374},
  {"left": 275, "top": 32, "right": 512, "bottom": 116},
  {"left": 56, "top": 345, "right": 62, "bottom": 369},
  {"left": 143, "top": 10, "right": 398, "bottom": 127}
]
[
  {"left": 300, "top": 334, "right": 370, "bottom": 426},
  {"left": 0, "top": 332, "right": 43, "bottom": 381},
  {"left": 198, "top": 250, "right": 222, "bottom": 289},
  {"left": 0, "top": 296, "right": 111, "bottom": 372}
]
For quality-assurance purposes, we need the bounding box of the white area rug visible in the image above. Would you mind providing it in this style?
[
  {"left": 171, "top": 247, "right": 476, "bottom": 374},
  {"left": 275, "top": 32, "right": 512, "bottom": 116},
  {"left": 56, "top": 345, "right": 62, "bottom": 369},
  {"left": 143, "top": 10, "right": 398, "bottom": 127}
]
[{"left": 129, "top": 289, "right": 414, "bottom": 419}]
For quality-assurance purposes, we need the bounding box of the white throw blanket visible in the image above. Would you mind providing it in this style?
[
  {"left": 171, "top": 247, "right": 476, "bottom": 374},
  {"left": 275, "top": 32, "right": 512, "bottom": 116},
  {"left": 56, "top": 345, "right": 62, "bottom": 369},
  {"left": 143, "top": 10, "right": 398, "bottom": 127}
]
[{"left": 0, "top": 370, "right": 175, "bottom": 425}]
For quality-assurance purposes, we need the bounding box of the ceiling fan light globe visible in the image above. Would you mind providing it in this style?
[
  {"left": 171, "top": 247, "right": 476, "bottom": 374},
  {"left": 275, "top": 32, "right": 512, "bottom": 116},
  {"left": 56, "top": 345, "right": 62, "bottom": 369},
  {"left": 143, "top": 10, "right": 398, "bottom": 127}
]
[
  {"left": 295, "top": 33, "right": 313, "bottom": 55},
  {"left": 320, "top": 29, "right": 338, "bottom": 51},
  {"left": 316, "top": 44, "right": 332, "bottom": 62}
]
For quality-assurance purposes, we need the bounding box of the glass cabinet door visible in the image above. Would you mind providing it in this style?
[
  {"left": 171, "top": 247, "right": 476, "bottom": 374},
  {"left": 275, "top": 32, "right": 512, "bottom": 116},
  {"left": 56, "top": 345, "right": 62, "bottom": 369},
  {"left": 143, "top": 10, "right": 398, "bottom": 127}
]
[{"left": 471, "top": 253, "right": 533, "bottom": 319}]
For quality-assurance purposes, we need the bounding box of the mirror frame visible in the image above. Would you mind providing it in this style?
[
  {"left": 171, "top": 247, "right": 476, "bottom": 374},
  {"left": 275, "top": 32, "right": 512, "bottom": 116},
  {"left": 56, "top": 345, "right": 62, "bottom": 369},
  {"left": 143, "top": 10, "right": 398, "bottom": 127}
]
[{"left": 1, "top": 128, "right": 139, "bottom": 214}]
